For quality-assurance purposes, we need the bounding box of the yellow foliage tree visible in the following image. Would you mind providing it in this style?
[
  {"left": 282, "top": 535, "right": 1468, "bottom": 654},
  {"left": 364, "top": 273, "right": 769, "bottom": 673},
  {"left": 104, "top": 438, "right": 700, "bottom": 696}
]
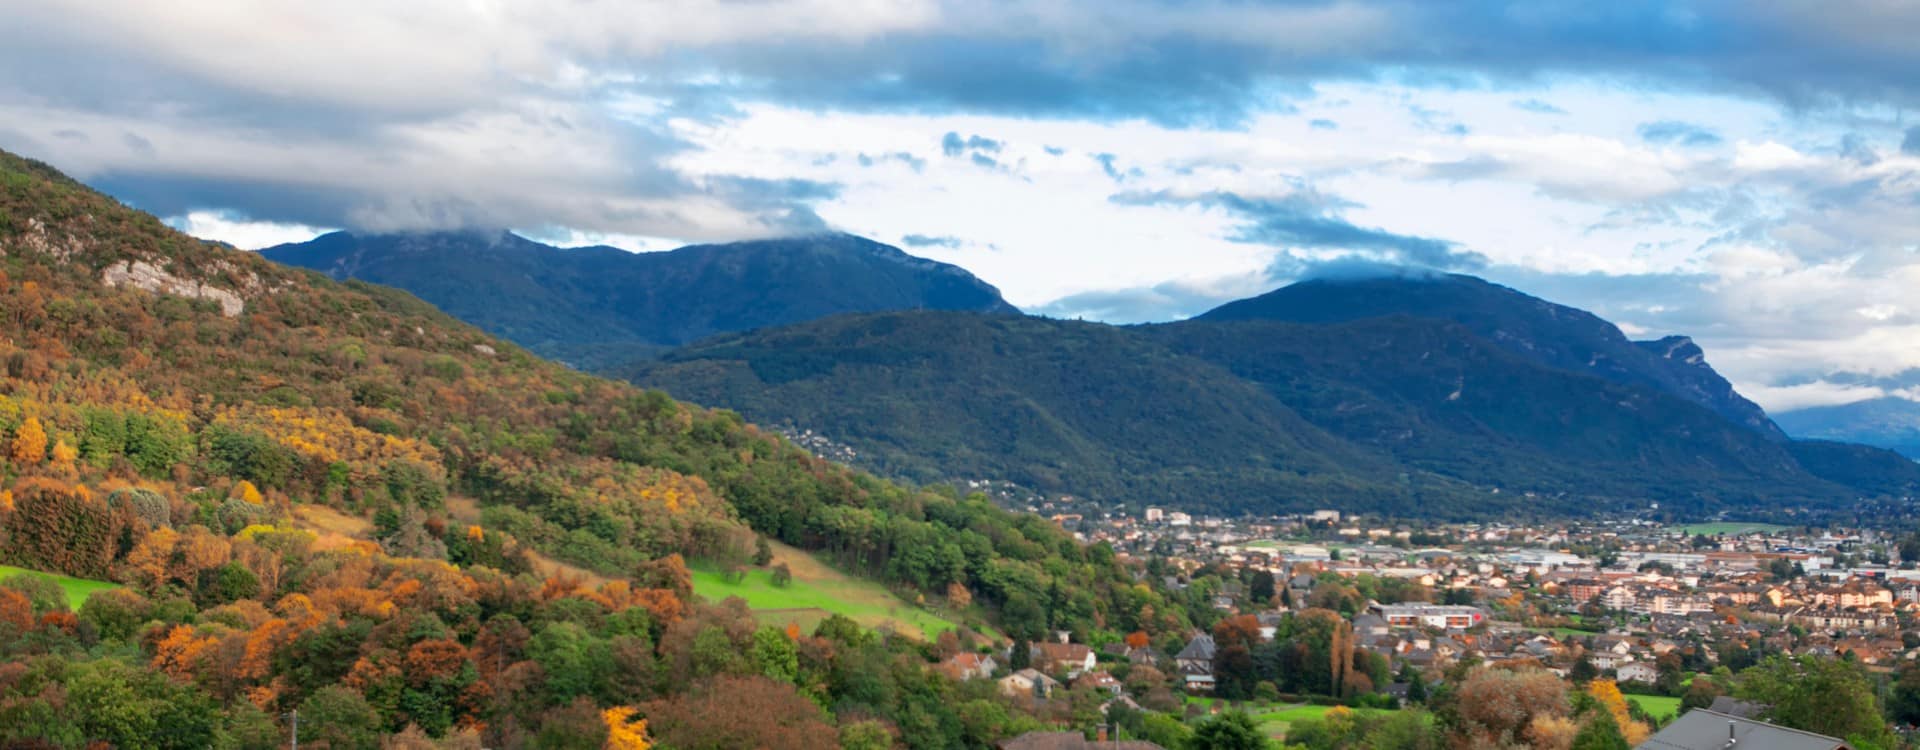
[
  {"left": 233, "top": 480, "right": 264, "bottom": 505},
  {"left": 1587, "top": 679, "right": 1650, "bottom": 746},
  {"left": 603, "top": 706, "right": 652, "bottom": 750},
  {"left": 9, "top": 416, "right": 46, "bottom": 464},
  {"left": 49, "top": 439, "right": 78, "bottom": 475}
]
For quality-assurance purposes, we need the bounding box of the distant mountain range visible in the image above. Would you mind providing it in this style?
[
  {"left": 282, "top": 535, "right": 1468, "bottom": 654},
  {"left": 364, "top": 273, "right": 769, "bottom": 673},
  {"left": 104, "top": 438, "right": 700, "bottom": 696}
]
[
  {"left": 257, "top": 231, "right": 1920, "bottom": 518},
  {"left": 262, "top": 230, "right": 1018, "bottom": 369},
  {"left": 1776, "top": 397, "right": 1920, "bottom": 459}
]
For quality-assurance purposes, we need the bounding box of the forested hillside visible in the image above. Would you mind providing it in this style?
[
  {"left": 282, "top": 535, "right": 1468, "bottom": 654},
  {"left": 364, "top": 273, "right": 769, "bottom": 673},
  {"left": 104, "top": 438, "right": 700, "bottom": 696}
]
[
  {"left": 0, "top": 149, "right": 1195, "bottom": 748},
  {"left": 630, "top": 310, "right": 1920, "bottom": 518}
]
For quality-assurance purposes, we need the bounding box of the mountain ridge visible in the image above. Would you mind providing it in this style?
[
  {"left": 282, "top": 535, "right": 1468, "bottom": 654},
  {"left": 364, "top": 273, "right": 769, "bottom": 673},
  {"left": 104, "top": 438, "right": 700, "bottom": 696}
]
[
  {"left": 1196, "top": 273, "right": 1786, "bottom": 439},
  {"left": 262, "top": 229, "right": 1019, "bottom": 369}
]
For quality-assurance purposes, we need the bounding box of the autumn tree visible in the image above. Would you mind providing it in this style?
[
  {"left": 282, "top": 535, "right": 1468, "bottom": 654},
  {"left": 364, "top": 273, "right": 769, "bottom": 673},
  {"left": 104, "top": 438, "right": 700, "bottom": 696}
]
[
  {"left": 1445, "top": 667, "right": 1571, "bottom": 748},
  {"left": 640, "top": 676, "right": 838, "bottom": 750},
  {"left": 6, "top": 477, "right": 117, "bottom": 578},
  {"left": 603, "top": 706, "right": 652, "bottom": 750},
  {"left": 10, "top": 416, "right": 46, "bottom": 464},
  {"left": 1586, "top": 679, "right": 1650, "bottom": 746}
]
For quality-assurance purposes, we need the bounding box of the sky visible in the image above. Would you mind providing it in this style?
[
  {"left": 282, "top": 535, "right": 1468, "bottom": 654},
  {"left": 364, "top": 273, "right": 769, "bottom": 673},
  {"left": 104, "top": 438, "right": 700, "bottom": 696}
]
[{"left": 1, "top": 1, "right": 1918, "bottom": 413}]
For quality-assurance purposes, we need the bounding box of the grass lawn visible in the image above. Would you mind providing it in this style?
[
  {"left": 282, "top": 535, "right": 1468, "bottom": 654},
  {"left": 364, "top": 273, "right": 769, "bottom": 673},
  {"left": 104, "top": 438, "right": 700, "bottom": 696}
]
[
  {"left": 0, "top": 565, "right": 120, "bottom": 610},
  {"left": 1677, "top": 522, "right": 1786, "bottom": 536},
  {"left": 1247, "top": 704, "right": 1396, "bottom": 741},
  {"left": 690, "top": 541, "right": 972, "bottom": 641},
  {"left": 1628, "top": 695, "right": 1682, "bottom": 721}
]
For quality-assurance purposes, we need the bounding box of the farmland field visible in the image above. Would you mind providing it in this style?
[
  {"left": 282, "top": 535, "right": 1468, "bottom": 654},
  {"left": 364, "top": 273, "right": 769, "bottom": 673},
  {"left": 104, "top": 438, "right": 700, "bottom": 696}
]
[
  {"left": 0, "top": 565, "right": 120, "bottom": 609},
  {"left": 690, "top": 540, "right": 972, "bottom": 640}
]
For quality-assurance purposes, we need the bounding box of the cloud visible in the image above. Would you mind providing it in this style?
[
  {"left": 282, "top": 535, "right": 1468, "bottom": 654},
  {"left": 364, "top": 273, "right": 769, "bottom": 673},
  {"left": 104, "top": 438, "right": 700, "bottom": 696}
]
[
  {"left": 1510, "top": 98, "right": 1566, "bottom": 114},
  {"left": 1637, "top": 120, "right": 1724, "bottom": 147},
  {"left": 1903, "top": 126, "right": 1920, "bottom": 156},
  {"left": 1032, "top": 272, "right": 1276, "bottom": 323},
  {"left": 941, "top": 131, "right": 1002, "bottom": 157},
  {"left": 900, "top": 233, "right": 962, "bottom": 249},
  {"left": 164, "top": 210, "right": 333, "bottom": 250},
  {"left": 856, "top": 151, "right": 927, "bottom": 171},
  {"left": 1309, "top": 118, "right": 1339, "bottom": 130},
  {"left": 1111, "top": 188, "right": 1486, "bottom": 271},
  {"left": 1739, "top": 380, "right": 1890, "bottom": 412}
]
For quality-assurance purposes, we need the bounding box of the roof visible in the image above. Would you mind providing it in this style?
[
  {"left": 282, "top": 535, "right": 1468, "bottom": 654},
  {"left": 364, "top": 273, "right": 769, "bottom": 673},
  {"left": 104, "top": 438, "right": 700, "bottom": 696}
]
[
  {"left": 996, "top": 731, "right": 1164, "bottom": 750},
  {"left": 1176, "top": 634, "right": 1216, "bottom": 660},
  {"left": 1635, "top": 709, "right": 1849, "bottom": 750}
]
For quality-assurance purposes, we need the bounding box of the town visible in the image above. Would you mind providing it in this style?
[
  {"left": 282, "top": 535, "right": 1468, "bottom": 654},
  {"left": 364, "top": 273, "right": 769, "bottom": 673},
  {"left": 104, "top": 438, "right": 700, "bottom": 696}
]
[{"left": 943, "top": 501, "right": 1920, "bottom": 748}]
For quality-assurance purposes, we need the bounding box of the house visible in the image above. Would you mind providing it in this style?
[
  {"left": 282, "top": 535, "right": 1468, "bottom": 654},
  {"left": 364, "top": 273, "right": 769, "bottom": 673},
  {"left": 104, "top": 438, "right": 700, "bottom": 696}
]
[
  {"left": 998, "top": 669, "right": 1061, "bottom": 700},
  {"left": 1032, "top": 642, "right": 1097, "bottom": 677},
  {"left": 1634, "top": 708, "right": 1849, "bottom": 750},
  {"left": 1615, "top": 662, "right": 1659, "bottom": 685},
  {"left": 938, "top": 652, "right": 998, "bottom": 681},
  {"left": 1176, "top": 634, "right": 1216, "bottom": 674},
  {"left": 1374, "top": 603, "right": 1486, "bottom": 630},
  {"left": 1075, "top": 671, "right": 1123, "bottom": 696}
]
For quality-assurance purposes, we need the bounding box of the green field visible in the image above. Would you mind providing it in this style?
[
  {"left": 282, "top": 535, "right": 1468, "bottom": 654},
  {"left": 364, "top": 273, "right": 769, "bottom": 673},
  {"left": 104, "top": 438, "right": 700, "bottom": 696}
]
[
  {"left": 1250, "top": 704, "right": 1395, "bottom": 740},
  {"left": 689, "top": 542, "right": 969, "bottom": 640},
  {"left": 1628, "top": 695, "right": 1682, "bottom": 720},
  {"left": 0, "top": 565, "right": 120, "bottom": 610},
  {"left": 1677, "top": 522, "right": 1786, "bottom": 536}
]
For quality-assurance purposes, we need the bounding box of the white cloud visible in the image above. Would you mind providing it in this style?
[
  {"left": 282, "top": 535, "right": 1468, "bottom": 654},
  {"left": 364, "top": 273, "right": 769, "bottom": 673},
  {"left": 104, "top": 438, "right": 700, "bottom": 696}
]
[
  {"left": 165, "top": 211, "right": 330, "bottom": 250},
  {"left": 1739, "top": 380, "right": 1887, "bottom": 412}
]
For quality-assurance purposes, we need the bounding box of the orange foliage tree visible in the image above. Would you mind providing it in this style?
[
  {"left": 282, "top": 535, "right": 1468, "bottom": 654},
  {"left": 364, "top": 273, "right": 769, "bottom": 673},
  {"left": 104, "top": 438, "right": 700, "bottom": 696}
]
[{"left": 9, "top": 416, "right": 46, "bottom": 463}]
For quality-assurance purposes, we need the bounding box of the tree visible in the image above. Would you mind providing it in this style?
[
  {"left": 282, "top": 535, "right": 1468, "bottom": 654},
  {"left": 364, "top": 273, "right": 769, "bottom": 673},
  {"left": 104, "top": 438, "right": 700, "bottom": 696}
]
[
  {"left": 1569, "top": 708, "right": 1629, "bottom": 750},
  {"left": 640, "top": 676, "right": 838, "bottom": 750},
  {"left": 603, "top": 706, "right": 652, "bottom": 750},
  {"left": 946, "top": 581, "right": 972, "bottom": 609},
  {"left": 1737, "top": 655, "right": 1895, "bottom": 747},
  {"left": 10, "top": 416, "right": 46, "bottom": 464},
  {"left": 839, "top": 719, "right": 893, "bottom": 750},
  {"left": 753, "top": 536, "right": 773, "bottom": 566},
  {"left": 1445, "top": 667, "right": 1570, "bottom": 748},
  {"left": 1681, "top": 677, "right": 1723, "bottom": 715},
  {"left": 750, "top": 626, "right": 799, "bottom": 684},
  {"left": 1249, "top": 570, "right": 1275, "bottom": 604},
  {"left": 770, "top": 562, "right": 793, "bottom": 588},
  {"left": 1189, "top": 711, "right": 1266, "bottom": 750},
  {"left": 1585, "top": 680, "right": 1649, "bottom": 746},
  {"left": 299, "top": 686, "right": 383, "bottom": 750}
]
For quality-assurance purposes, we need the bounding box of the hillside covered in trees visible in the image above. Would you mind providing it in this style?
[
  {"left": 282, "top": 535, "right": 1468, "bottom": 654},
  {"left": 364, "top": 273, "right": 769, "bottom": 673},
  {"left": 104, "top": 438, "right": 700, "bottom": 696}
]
[
  {"left": 0, "top": 149, "right": 1201, "bottom": 747},
  {"left": 628, "top": 310, "right": 1920, "bottom": 520}
]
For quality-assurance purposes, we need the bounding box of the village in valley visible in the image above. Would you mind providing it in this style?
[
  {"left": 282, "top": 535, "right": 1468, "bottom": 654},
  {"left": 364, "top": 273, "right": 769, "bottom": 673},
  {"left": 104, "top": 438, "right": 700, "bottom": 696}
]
[{"left": 939, "top": 497, "right": 1920, "bottom": 746}]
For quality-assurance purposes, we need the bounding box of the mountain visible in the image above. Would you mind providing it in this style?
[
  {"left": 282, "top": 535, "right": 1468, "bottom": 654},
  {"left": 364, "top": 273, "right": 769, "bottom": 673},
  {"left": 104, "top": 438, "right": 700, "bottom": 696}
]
[
  {"left": 0, "top": 149, "right": 1191, "bottom": 746},
  {"left": 1196, "top": 273, "right": 1786, "bottom": 439},
  {"left": 627, "top": 308, "right": 1920, "bottom": 518},
  {"left": 619, "top": 311, "right": 1456, "bottom": 515},
  {"left": 261, "top": 230, "right": 1019, "bottom": 369},
  {"left": 1776, "top": 397, "right": 1920, "bottom": 458}
]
